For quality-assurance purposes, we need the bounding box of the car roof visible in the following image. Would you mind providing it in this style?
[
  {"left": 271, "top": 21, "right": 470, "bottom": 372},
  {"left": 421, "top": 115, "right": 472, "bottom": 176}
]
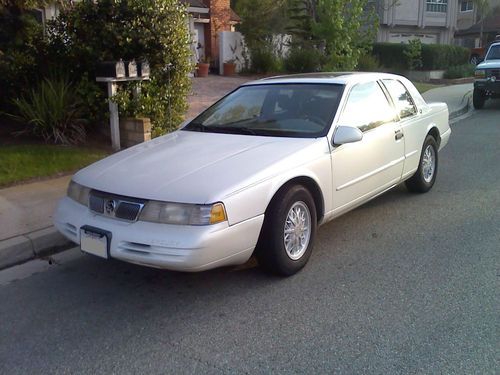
[{"left": 242, "top": 72, "right": 409, "bottom": 86}]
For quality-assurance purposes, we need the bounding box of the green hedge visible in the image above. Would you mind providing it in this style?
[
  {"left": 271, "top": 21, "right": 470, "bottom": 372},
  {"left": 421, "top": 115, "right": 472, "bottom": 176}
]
[{"left": 372, "top": 43, "right": 470, "bottom": 71}]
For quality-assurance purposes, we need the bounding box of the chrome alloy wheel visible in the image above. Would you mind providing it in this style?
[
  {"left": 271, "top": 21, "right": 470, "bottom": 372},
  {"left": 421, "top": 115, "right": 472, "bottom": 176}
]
[
  {"left": 422, "top": 145, "right": 436, "bottom": 183},
  {"left": 283, "top": 201, "right": 312, "bottom": 260}
]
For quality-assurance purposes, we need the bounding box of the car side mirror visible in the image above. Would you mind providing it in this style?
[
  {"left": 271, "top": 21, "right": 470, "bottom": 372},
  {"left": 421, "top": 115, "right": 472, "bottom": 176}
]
[{"left": 333, "top": 126, "right": 363, "bottom": 145}]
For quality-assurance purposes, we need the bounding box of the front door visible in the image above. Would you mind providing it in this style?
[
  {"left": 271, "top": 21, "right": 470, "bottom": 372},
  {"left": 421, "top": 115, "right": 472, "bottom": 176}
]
[{"left": 331, "top": 80, "right": 405, "bottom": 214}]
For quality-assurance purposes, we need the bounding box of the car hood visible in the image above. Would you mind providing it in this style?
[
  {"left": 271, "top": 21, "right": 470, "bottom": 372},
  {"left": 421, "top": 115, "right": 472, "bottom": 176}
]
[
  {"left": 477, "top": 60, "right": 500, "bottom": 69},
  {"left": 74, "top": 130, "right": 324, "bottom": 203}
]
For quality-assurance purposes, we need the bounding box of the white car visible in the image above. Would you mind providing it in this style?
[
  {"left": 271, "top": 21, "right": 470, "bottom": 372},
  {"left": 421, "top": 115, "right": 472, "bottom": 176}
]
[{"left": 54, "top": 73, "right": 451, "bottom": 276}]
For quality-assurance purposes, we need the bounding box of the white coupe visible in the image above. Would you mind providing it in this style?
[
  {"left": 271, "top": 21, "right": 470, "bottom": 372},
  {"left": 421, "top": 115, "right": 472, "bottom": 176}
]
[{"left": 54, "top": 73, "right": 451, "bottom": 275}]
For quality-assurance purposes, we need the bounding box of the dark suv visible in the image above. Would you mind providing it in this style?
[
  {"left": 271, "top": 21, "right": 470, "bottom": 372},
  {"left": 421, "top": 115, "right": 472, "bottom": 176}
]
[{"left": 473, "top": 42, "right": 500, "bottom": 109}]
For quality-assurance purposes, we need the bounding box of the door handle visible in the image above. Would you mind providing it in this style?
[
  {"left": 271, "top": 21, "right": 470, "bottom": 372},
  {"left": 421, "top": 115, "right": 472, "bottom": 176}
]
[{"left": 395, "top": 130, "right": 404, "bottom": 140}]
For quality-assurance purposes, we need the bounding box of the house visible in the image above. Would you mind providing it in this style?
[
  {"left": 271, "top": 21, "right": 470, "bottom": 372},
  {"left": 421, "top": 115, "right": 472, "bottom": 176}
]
[
  {"left": 374, "top": 0, "right": 459, "bottom": 44},
  {"left": 455, "top": 0, "right": 500, "bottom": 48},
  {"left": 374, "top": 0, "right": 500, "bottom": 46},
  {"left": 185, "top": 0, "right": 240, "bottom": 65},
  {"left": 36, "top": 0, "right": 240, "bottom": 66}
]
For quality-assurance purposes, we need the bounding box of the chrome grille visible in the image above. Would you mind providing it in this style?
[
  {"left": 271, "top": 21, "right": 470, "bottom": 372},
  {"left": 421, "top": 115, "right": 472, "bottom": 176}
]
[
  {"left": 115, "top": 202, "right": 142, "bottom": 221},
  {"left": 89, "top": 190, "right": 146, "bottom": 222}
]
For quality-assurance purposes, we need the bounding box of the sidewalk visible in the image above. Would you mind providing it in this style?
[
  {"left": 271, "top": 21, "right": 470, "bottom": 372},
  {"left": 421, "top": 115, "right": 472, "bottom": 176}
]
[
  {"left": 422, "top": 83, "right": 473, "bottom": 119},
  {"left": 0, "top": 79, "right": 474, "bottom": 270}
]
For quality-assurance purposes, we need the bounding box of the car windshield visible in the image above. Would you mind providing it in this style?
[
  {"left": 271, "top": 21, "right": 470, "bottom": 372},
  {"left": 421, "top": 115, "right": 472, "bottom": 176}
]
[
  {"left": 183, "top": 83, "right": 344, "bottom": 138},
  {"left": 486, "top": 45, "right": 500, "bottom": 60}
]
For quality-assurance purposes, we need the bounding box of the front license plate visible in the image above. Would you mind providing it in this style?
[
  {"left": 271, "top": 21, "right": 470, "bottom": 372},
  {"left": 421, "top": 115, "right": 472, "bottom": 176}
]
[{"left": 80, "top": 228, "right": 109, "bottom": 259}]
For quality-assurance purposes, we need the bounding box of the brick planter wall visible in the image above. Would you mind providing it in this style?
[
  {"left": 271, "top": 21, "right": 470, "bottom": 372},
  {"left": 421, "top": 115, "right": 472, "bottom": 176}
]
[{"left": 119, "top": 118, "right": 151, "bottom": 148}]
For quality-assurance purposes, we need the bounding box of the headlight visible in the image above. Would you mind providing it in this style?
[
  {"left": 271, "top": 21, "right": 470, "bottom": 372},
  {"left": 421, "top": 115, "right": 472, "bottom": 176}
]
[
  {"left": 475, "top": 69, "right": 486, "bottom": 78},
  {"left": 139, "top": 201, "right": 227, "bottom": 225},
  {"left": 67, "top": 181, "right": 91, "bottom": 206}
]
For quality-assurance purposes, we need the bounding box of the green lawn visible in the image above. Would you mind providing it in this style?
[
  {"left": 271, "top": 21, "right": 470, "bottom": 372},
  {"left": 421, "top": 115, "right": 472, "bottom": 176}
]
[
  {"left": 0, "top": 145, "right": 108, "bottom": 187},
  {"left": 413, "top": 82, "right": 443, "bottom": 94}
]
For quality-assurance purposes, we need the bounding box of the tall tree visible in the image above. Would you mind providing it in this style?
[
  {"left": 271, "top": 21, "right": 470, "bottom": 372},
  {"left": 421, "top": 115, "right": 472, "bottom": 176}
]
[
  {"left": 235, "top": 0, "right": 288, "bottom": 49},
  {"left": 286, "top": 0, "right": 379, "bottom": 70}
]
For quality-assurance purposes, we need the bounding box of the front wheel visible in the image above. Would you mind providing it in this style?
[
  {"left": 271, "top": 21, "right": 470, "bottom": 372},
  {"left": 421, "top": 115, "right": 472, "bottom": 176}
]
[
  {"left": 473, "top": 88, "right": 486, "bottom": 110},
  {"left": 405, "top": 135, "right": 438, "bottom": 194},
  {"left": 256, "top": 185, "right": 317, "bottom": 276}
]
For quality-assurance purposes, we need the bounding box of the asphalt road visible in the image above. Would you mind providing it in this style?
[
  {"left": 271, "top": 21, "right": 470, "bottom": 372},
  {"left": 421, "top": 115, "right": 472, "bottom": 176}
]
[{"left": 1, "top": 102, "right": 499, "bottom": 374}]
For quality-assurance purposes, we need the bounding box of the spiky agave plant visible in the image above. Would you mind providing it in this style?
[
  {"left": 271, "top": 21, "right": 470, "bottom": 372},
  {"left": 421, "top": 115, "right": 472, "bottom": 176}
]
[{"left": 10, "top": 75, "right": 86, "bottom": 145}]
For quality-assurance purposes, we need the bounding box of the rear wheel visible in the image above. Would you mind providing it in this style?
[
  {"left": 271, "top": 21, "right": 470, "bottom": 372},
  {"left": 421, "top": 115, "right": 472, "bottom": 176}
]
[
  {"left": 473, "top": 88, "right": 486, "bottom": 110},
  {"left": 405, "top": 135, "right": 438, "bottom": 194},
  {"left": 256, "top": 185, "right": 317, "bottom": 276}
]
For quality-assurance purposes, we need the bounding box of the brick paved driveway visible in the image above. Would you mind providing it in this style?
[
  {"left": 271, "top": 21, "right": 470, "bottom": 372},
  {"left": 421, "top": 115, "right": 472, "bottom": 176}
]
[{"left": 186, "top": 75, "right": 255, "bottom": 119}]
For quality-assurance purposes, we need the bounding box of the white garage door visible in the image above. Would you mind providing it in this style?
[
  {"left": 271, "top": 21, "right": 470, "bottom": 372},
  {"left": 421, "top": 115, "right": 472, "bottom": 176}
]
[{"left": 389, "top": 33, "right": 438, "bottom": 44}]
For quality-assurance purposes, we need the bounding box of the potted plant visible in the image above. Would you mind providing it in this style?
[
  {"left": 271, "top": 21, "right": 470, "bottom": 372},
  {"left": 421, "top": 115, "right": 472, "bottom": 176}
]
[
  {"left": 223, "top": 59, "right": 236, "bottom": 76},
  {"left": 197, "top": 56, "right": 210, "bottom": 77}
]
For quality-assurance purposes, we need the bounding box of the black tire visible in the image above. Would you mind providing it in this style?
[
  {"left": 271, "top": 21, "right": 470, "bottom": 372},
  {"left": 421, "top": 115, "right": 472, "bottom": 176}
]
[
  {"left": 256, "top": 185, "right": 317, "bottom": 276},
  {"left": 470, "top": 54, "right": 479, "bottom": 65},
  {"left": 473, "top": 88, "right": 486, "bottom": 110},
  {"left": 405, "top": 135, "right": 438, "bottom": 194}
]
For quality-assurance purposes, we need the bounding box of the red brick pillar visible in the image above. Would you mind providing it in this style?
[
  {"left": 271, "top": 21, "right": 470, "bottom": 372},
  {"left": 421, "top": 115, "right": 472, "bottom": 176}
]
[{"left": 204, "top": 0, "right": 232, "bottom": 66}]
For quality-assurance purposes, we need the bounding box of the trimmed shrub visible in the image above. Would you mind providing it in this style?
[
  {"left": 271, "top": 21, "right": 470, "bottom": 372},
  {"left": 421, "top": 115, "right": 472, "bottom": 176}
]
[
  {"left": 372, "top": 43, "right": 407, "bottom": 70},
  {"left": 372, "top": 42, "right": 470, "bottom": 71},
  {"left": 356, "top": 54, "right": 383, "bottom": 72},
  {"left": 283, "top": 47, "right": 323, "bottom": 73},
  {"left": 250, "top": 48, "right": 282, "bottom": 74},
  {"left": 420, "top": 44, "right": 470, "bottom": 70},
  {"left": 444, "top": 64, "right": 475, "bottom": 79}
]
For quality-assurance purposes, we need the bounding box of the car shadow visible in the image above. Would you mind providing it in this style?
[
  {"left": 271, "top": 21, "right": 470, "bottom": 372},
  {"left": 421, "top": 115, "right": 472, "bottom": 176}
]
[{"left": 483, "top": 98, "right": 500, "bottom": 110}]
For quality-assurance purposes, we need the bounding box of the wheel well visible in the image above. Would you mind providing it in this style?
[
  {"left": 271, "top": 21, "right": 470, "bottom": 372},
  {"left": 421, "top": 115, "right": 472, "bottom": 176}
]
[
  {"left": 268, "top": 177, "right": 325, "bottom": 222},
  {"left": 428, "top": 127, "right": 441, "bottom": 147}
]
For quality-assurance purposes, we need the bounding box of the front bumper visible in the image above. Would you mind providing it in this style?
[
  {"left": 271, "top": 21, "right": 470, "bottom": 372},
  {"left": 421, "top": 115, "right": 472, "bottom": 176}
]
[
  {"left": 474, "top": 79, "right": 500, "bottom": 95},
  {"left": 54, "top": 197, "right": 264, "bottom": 272}
]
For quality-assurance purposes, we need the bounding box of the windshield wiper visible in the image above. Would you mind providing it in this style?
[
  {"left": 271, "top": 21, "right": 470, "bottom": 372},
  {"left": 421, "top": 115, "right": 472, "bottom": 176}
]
[
  {"left": 183, "top": 123, "right": 210, "bottom": 132},
  {"left": 211, "top": 126, "right": 258, "bottom": 135}
]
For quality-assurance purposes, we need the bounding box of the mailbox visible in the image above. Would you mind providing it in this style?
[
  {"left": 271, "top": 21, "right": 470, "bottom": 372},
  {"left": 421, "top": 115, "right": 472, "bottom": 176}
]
[
  {"left": 126, "top": 60, "right": 138, "bottom": 78},
  {"left": 138, "top": 60, "right": 150, "bottom": 78},
  {"left": 96, "top": 59, "right": 151, "bottom": 152},
  {"left": 96, "top": 60, "right": 126, "bottom": 79}
]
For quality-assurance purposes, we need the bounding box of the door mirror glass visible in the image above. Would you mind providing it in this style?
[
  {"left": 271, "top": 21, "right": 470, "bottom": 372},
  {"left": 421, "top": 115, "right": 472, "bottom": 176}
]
[{"left": 333, "top": 126, "right": 363, "bottom": 145}]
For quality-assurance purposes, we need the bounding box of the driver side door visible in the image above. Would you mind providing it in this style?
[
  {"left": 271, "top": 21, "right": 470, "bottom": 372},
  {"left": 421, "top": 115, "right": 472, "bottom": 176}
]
[{"left": 331, "top": 80, "right": 405, "bottom": 215}]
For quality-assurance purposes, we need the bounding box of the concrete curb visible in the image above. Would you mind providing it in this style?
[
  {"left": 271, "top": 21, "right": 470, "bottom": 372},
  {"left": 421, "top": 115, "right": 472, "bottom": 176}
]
[
  {"left": 449, "top": 89, "right": 473, "bottom": 120},
  {"left": 0, "top": 226, "right": 73, "bottom": 271}
]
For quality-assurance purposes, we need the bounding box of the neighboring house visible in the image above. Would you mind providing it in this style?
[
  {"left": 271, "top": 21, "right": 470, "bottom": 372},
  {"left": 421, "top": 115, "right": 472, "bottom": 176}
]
[
  {"left": 455, "top": 0, "right": 500, "bottom": 48},
  {"left": 374, "top": 0, "right": 459, "bottom": 44},
  {"left": 456, "top": 0, "right": 500, "bottom": 31},
  {"left": 373, "top": 0, "right": 500, "bottom": 46}
]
